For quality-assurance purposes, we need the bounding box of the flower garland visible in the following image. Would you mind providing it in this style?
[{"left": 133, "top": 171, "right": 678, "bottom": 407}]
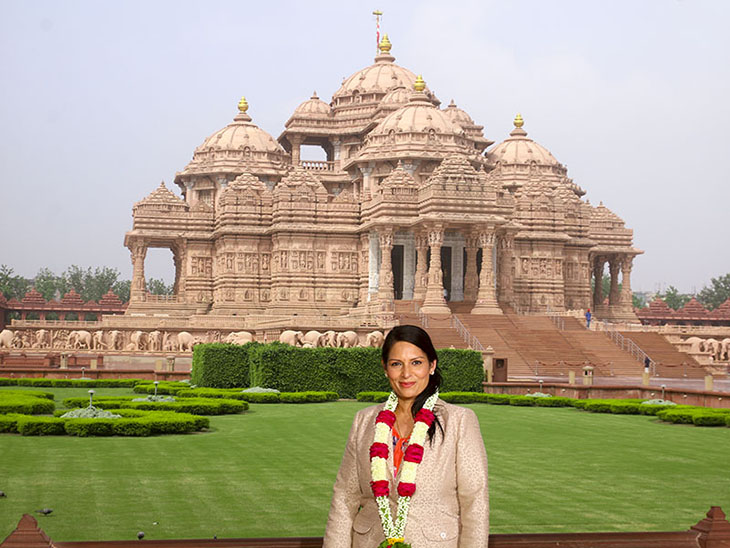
[{"left": 370, "top": 390, "right": 439, "bottom": 548}]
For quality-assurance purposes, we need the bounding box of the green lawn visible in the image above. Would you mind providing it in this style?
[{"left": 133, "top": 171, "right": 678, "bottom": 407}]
[{"left": 1, "top": 386, "right": 729, "bottom": 542}]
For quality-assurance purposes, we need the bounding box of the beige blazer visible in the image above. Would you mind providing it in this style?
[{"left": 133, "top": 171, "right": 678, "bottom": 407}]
[{"left": 323, "top": 400, "right": 489, "bottom": 547}]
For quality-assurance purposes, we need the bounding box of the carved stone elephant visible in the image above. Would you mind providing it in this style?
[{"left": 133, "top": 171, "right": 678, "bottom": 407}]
[
  {"left": 279, "top": 330, "right": 304, "bottom": 346},
  {"left": 322, "top": 330, "right": 338, "bottom": 348},
  {"left": 337, "top": 331, "right": 359, "bottom": 348},
  {"left": 703, "top": 338, "right": 720, "bottom": 359},
  {"left": 108, "top": 330, "right": 122, "bottom": 350},
  {"left": 148, "top": 330, "right": 162, "bottom": 352},
  {"left": 130, "top": 330, "right": 147, "bottom": 351},
  {"left": 684, "top": 336, "right": 703, "bottom": 353},
  {"left": 35, "top": 329, "right": 49, "bottom": 349},
  {"left": 225, "top": 331, "right": 254, "bottom": 345},
  {"left": 365, "top": 330, "right": 385, "bottom": 348},
  {"left": 163, "top": 331, "right": 177, "bottom": 351},
  {"left": 0, "top": 329, "right": 13, "bottom": 349},
  {"left": 92, "top": 330, "right": 106, "bottom": 350},
  {"left": 302, "top": 330, "right": 327, "bottom": 347},
  {"left": 719, "top": 338, "right": 730, "bottom": 361},
  {"left": 69, "top": 330, "right": 92, "bottom": 349},
  {"left": 177, "top": 331, "right": 196, "bottom": 352}
]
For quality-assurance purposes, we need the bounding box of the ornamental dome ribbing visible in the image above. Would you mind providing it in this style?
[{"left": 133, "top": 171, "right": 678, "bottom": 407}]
[
  {"left": 443, "top": 100, "right": 476, "bottom": 128},
  {"left": 488, "top": 115, "right": 561, "bottom": 167}
]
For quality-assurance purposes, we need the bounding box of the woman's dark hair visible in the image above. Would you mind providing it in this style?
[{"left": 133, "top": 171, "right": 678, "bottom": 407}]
[{"left": 382, "top": 325, "right": 443, "bottom": 443}]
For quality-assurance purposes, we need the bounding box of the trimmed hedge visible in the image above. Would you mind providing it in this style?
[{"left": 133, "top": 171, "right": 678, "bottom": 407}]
[
  {"left": 14, "top": 378, "right": 142, "bottom": 388},
  {"left": 191, "top": 342, "right": 255, "bottom": 388},
  {"left": 279, "top": 391, "right": 338, "bottom": 403},
  {"left": 132, "top": 381, "right": 191, "bottom": 395},
  {"left": 0, "top": 377, "right": 19, "bottom": 386},
  {"left": 440, "top": 392, "right": 491, "bottom": 404},
  {"left": 192, "top": 342, "right": 484, "bottom": 398},
  {"left": 16, "top": 416, "right": 67, "bottom": 435},
  {"left": 176, "top": 388, "right": 249, "bottom": 400},
  {"left": 357, "top": 391, "right": 390, "bottom": 402},
  {"left": 0, "top": 393, "right": 56, "bottom": 415},
  {"left": 0, "top": 413, "right": 23, "bottom": 432},
  {"left": 0, "top": 389, "right": 55, "bottom": 400},
  {"left": 62, "top": 396, "right": 247, "bottom": 415}
]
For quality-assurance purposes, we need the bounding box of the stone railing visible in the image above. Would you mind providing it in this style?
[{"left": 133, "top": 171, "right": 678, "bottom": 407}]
[
  {"left": 144, "top": 294, "right": 180, "bottom": 303},
  {"left": 600, "top": 321, "right": 655, "bottom": 374},
  {"left": 300, "top": 160, "right": 335, "bottom": 171},
  {"left": 451, "top": 314, "right": 485, "bottom": 352}
]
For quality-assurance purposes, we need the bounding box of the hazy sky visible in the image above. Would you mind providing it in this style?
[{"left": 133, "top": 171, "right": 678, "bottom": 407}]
[{"left": 1, "top": 0, "right": 728, "bottom": 294}]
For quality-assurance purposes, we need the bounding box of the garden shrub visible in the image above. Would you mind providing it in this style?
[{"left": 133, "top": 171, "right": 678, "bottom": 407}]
[
  {"left": 357, "top": 391, "right": 390, "bottom": 402},
  {"left": 0, "top": 393, "right": 55, "bottom": 415},
  {"left": 16, "top": 416, "right": 66, "bottom": 436},
  {"left": 240, "top": 392, "right": 281, "bottom": 403},
  {"left": 439, "top": 392, "right": 490, "bottom": 404},
  {"left": 279, "top": 391, "right": 338, "bottom": 403},
  {"left": 64, "top": 418, "right": 116, "bottom": 436},
  {"left": 609, "top": 402, "right": 642, "bottom": 414},
  {"left": 132, "top": 381, "right": 190, "bottom": 395},
  {"left": 485, "top": 394, "right": 512, "bottom": 405},
  {"left": 112, "top": 419, "right": 153, "bottom": 437},
  {"left": 10, "top": 377, "right": 142, "bottom": 388},
  {"left": 0, "top": 413, "right": 23, "bottom": 433},
  {"left": 191, "top": 342, "right": 255, "bottom": 388},
  {"left": 657, "top": 408, "right": 697, "bottom": 424},
  {"left": 122, "top": 398, "right": 247, "bottom": 415},
  {"left": 0, "top": 377, "right": 19, "bottom": 386},
  {"left": 637, "top": 404, "right": 677, "bottom": 415},
  {"left": 1, "top": 389, "right": 54, "bottom": 400},
  {"left": 176, "top": 388, "right": 249, "bottom": 400},
  {"left": 533, "top": 396, "right": 575, "bottom": 407},
  {"left": 692, "top": 411, "right": 730, "bottom": 427},
  {"left": 63, "top": 397, "right": 133, "bottom": 409},
  {"left": 508, "top": 395, "right": 537, "bottom": 406}
]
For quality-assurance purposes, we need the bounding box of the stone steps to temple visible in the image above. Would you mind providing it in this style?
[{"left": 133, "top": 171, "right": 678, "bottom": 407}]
[{"left": 618, "top": 331, "right": 704, "bottom": 378}]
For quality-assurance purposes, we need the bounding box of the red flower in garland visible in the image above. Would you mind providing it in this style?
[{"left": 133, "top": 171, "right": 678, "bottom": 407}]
[
  {"left": 371, "top": 480, "right": 390, "bottom": 498},
  {"left": 370, "top": 442, "right": 389, "bottom": 459},
  {"left": 397, "top": 482, "right": 416, "bottom": 497},
  {"left": 376, "top": 410, "right": 397, "bottom": 427},
  {"left": 403, "top": 443, "right": 424, "bottom": 463},
  {"left": 414, "top": 408, "right": 435, "bottom": 426}
]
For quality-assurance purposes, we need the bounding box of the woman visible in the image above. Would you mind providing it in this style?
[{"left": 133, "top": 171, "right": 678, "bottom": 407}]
[{"left": 324, "top": 325, "right": 489, "bottom": 547}]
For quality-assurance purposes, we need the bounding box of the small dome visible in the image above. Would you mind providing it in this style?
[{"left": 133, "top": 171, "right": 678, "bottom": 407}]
[
  {"left": 380, "top": 86, "right": 410, "bottom": 106},
  {"left": 374, "top": 90, "right": 463, "bottom": 136},
  {"left": 488, "top": 114, "right": 560, "bottom": 166},
  {"left": 176, "top": 97, "right": 289, "bottom": 181},
  {"left": 443, "top": 100, "right": 475, "bottom": 128},
  {"left": 293, "top": 92, "right": 331, "bottom": 117}
]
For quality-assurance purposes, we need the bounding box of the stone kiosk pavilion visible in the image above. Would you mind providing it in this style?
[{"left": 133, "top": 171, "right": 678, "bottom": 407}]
[{"left": 123, "top": 36, "right": 640, "bottom": 330}]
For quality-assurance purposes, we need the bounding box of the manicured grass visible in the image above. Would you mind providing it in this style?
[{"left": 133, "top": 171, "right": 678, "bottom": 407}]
[{"left": 1, "top": 389, "right": 729, "bottom": 541}]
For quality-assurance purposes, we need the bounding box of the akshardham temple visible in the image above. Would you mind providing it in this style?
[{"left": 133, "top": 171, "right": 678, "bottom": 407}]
[{"left": 123, "top": 36, "right": 641, "bottom": 325}]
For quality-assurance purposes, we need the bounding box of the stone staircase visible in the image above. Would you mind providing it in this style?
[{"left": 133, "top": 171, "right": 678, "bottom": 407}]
[
  {"left": 618, "top": 331, "right": 704, "bottom": 378},
  {"left": 394, "top": 301, "right": 701, "bottom": 379}
]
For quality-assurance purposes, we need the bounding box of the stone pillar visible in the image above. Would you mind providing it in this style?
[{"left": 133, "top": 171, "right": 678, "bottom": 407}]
[
  {"left": 420, "top": 225, "right": 451, "bottom": 315},
  {"left": 620, "top": 255, "right": 634, "bottom": 312},
  {"left": 497, "top": 233, "right": 515, "bottom": 307},
  {"left": 173, "top": 245, "right": 185, "bottom": 299},
  {"left": 130, "top": 241, "right": 148, "bottom": 303},
  {"left": 413, "top": 232, "right": 428, "bottom": 301},
  {"left": 592, "top": 256, "right": 605, "bottom": 306},
  {"left": 608, "top": 257, "right": 621, "bottom": 306},
  {"left": 359, "top": 233, "right": 371, "bottom": 305},
  {"left": 368, "top": 232, "right": 379, "bottom": 301},
  {"left": 377, "top": 227, "right": 394, "bottom": 307},
  {"left": 403, "top": 236, "right": 416, "bottom": 300},
  {"left": 360, "top": 165, "right": 374, "bottom": 199},
  {"left": 463, "top": 234, "right": 479, "bottom": 302},
  {"left": 290, "top": 136, "right": 303, "bottom": 165},
  {"left": 451, "top": 240, "right": 464, "bottom": 301},
  {"left": 332, "top": 139, "right": 342, "bottom": 170},
  {"left": 471, "top": 230, "right": 502, "bottom": 315}
]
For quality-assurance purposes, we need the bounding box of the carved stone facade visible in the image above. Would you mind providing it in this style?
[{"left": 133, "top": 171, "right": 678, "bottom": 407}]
[{"left": 123, "top": 37, "right": 641, "bottom": 322}]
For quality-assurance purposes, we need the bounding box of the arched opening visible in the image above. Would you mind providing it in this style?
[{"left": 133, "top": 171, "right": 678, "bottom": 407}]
[
  {"left": 145, "top": 248, "right": 176, "bottom": 296},
  {"left": 300, "top": 145, "right": 328, "bottom": 162}
]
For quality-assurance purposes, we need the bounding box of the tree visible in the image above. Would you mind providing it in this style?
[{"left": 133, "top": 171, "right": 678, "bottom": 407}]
[
  {"left": 632, "top": 293, "right": 646, "bottom": 309},
  {"left": 112, "top": 280, "right": 131, "bottom": 303},
  {"left": 33, "top": 268, "right": 67, "bottom": 301},
  {"left": 62, "top": 266, "right": 122, "bottom": 302},
  {"left": 698, "top": 273, "right": 730, "bottom": 310},
  {"left": 659, "top": 286, "right": 691, "bottom": 310},
  {"left": 0, "top": 265, "right": 31, "bottom": 300},
  {"left": 147, "top": 278, "right": 174, "bottom": 296}
]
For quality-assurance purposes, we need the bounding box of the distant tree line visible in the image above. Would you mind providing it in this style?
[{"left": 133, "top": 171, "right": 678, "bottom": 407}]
[
  {"left": 651, "top": 274, "right": 730, "bottom": 310},
  {"left": 0, "top": 265, "right": 174, "bottom": 303}
]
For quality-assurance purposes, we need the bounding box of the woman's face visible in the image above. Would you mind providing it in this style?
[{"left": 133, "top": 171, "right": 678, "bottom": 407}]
[{"left": 383, "top": 340, "right": 436, "bottom": 403}]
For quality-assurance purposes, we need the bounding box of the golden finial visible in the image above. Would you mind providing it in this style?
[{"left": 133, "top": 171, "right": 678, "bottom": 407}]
[
  {"left": 414, "top": 75, "right": 426, "bottom": 92},
  {"left": 238, "top": 96, "right": 249, "bottom": 113},
  {"left": 514, "top": 113, "right": 524, "bottom": 128},
  {"left": 379, "top": 34, "right": 392, "bottom": 54}
]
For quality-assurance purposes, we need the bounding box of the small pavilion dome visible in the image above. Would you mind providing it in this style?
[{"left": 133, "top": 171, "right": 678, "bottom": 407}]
[
  {"left": 293, "top": 92, "right": 331, "bottom": 117},
  {"left": 443, "top": 100, "right": 476, "bottom": 128},
  {"left": 488, "top": 114, "right": 560, "bottom": 166}
]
